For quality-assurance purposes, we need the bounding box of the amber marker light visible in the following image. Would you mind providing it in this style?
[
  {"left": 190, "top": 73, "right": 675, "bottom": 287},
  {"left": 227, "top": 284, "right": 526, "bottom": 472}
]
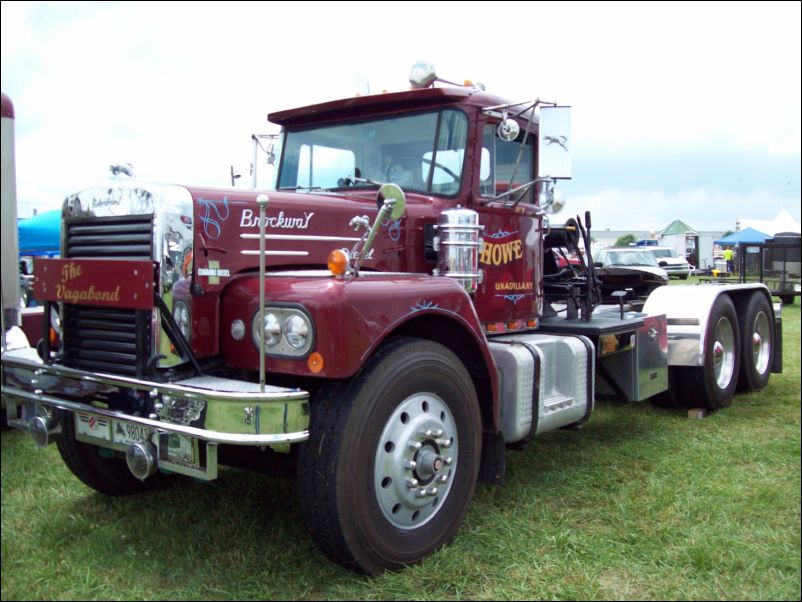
[
  {"left": 327, "top": 249, "right": 349, "bottom": 276},
  {"left": 307, "top": 352, "right": 325, "bottom": 374}
]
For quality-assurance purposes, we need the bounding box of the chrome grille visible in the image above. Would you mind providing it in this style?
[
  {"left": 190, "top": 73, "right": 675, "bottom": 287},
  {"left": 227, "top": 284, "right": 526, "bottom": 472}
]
[
  {"left": 63, "top": 215, "right": 154, "bottom": 376},
  {"left": 61, "top": 306, "right": 148, "bottom": 377},
  {"left": 65, "top": 215, "right": 153, "bottom": 259}
]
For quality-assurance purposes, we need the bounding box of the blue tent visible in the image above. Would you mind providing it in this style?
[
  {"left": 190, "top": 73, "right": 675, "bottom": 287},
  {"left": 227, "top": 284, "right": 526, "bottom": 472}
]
[
  {"left": 18, "top": 209, "right": 61, "bottom": 256},
  {"left": 714, "top": 227, "right": 771, "bottom": 246}
]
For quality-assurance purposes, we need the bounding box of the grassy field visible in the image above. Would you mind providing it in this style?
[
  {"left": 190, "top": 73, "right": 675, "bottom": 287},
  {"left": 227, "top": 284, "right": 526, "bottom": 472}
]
[{"left": 2, "top": 301, "right": 799, "bottom": 600}]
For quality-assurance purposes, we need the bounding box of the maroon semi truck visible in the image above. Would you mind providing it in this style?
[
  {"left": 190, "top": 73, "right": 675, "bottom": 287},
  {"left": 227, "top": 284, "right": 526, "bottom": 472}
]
[{"left": 1, "top": 65, "right": 782, "bottom": 574}]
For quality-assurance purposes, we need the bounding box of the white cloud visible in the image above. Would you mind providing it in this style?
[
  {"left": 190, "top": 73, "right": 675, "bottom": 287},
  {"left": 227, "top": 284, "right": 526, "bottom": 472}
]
[
  {"left": 2, "top": 1, "right": 800, "bottom": 219},
  {"left": 572, "top": 187, "right": 800, "bottom": 232}
]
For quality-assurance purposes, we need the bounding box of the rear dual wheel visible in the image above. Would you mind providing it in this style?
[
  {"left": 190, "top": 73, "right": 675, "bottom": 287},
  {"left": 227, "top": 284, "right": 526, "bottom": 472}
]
[
  {"left": 665, "top": 292, "right": 774, "bottom": 410},
  {"left": 737, "top": 292, "right": 773, "bottom": 392},
  {"left": 673, "top": 295, "right": 740, "bottom": 410}
]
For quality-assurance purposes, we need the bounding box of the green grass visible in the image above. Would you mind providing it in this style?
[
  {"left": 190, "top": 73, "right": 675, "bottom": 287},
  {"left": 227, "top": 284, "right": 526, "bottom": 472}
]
[{"left": 2, "top": 303, "right": 800, "bottom": 600}]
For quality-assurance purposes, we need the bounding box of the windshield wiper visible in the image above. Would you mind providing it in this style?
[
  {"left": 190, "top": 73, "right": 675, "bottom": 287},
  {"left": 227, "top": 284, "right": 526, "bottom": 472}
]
[
  {"left": 278, "top": 185, "right": 322, "bottom": 191},
  {"left": 320, "top": 176, "right": 384, "bottom": 192}
]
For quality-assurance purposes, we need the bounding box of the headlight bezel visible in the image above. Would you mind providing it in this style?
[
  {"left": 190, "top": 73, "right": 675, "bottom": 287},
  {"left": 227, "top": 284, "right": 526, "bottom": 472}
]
[{"left": 251, "top": 304, "right": 315, "bottom": 359}]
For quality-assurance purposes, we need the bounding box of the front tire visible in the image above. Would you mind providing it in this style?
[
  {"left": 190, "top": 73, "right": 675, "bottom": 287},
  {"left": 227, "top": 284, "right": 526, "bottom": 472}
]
[{"left": 297, "top": 338, "right": 482, "bottom": 574}]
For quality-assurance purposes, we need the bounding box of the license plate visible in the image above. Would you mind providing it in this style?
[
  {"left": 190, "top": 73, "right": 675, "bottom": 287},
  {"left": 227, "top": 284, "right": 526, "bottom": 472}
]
[
  {"left": 111, "top": 419, "right": 196, "bottom": 466},
  {"left": 165, "top": 433, "right": 196, "bottom": 466},
  {"left": 76, "top": 412, "right": 111, "bottom": 441},
  {"left": 112, "top": 420, "right": 152, "bottom": 446}
]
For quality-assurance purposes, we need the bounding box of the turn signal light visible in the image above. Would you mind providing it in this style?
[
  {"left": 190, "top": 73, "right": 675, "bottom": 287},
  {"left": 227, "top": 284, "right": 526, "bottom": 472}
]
[
  {"left": 307, "top": 352, "right": 325, "bottom": 374},
  {"left": 327, "top": 249, "right": 349, "bottom": 276}
]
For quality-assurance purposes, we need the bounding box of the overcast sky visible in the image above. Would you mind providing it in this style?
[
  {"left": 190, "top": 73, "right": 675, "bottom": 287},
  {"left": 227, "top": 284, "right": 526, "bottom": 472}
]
[{"left": 2, "top": 1, "right": 800, "bottom": 232}]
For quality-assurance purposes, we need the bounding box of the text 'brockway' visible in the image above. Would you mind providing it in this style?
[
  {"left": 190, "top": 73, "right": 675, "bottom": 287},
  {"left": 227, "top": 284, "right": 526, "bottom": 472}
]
[{"left": 240, "top": 209, "right": 315, "bottom": 230}]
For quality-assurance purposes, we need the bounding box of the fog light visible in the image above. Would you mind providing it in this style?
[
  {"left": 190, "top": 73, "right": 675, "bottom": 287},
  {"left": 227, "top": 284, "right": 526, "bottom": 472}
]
[
  {"left": 28, "top": 415, "right": 61, "bottom": 449},
  {"left": 126, "top": 442, "right": 158, "bottom": 480},
  {"left": 231, "top": 319, "right": 246, "bottom": 341}
]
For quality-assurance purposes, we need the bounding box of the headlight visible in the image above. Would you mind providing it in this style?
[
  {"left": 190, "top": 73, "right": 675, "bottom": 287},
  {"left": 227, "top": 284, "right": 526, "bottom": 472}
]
[
  {"left": 285, "top": 315, "right": 310, "bottom": 349},
  {"left": 173, "top": 301, "right": 191, "bottom": 339},
  {"left": 252, "top": 312, "right": 281, "bottom": 349},
  {"left": 250, "top": 306, "right": 314, "bottom": 357}
]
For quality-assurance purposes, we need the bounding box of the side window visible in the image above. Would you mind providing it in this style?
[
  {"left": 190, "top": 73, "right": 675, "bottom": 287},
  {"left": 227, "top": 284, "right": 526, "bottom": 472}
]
[{"left": 480, "top": 125, "right": 535, "bottom": 202}]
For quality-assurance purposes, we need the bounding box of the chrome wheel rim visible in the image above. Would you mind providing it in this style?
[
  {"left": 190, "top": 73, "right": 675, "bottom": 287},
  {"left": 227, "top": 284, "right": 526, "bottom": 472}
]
[
  {"left": 751, "top": 311, "right": 771, "bottom": 375},
  {"left": 375, "top": 393, "right": 457, "bottom": 529},
  {"left": 713, "top": 316, "right": 736, "bottom": 389}
]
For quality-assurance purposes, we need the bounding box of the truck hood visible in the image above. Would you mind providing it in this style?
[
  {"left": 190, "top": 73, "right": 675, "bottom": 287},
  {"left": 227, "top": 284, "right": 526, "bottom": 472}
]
[{"left": 184, "top": 186, "right": 420, "bottom": 282}]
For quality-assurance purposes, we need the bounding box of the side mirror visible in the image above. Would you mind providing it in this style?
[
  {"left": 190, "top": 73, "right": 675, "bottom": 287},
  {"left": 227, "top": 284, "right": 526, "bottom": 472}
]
[
  {"left": 538, "top": 106, "right": 572, "bottom": 179},
  {"left": 497, "top": 117, "right": 520, "bottom": 142},
  {"left": 594, "top": 261, "right": 603, "bottom": 268},
  {"left": 376, "top": 183, "right": 407, "bottom": 220}
]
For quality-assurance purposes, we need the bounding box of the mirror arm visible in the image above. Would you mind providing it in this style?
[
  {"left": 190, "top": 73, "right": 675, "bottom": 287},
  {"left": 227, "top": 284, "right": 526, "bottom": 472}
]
[
  {"left": 485, "top": 177, "right": 550, "bottom": 209},
  {"left": 351, "top": 202, "right": 394, "bottom": 275},
  {"left": 349, "top": 184, "right": 406, "bottom": 277},
  {"left": 506, "top": 107, "right": 536, "bottom": 193},
  {"left": 482, "top": 98, "right": 556, "bottom": 115}
]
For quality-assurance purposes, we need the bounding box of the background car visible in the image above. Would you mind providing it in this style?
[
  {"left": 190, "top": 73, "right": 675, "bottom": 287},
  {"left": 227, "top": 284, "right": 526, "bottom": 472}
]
[
  {"left": 592, "top": 247, "right": 669, "bottom": 303},
  {"left": 648, "top": 246, "right": 692, "bottom": 279}
]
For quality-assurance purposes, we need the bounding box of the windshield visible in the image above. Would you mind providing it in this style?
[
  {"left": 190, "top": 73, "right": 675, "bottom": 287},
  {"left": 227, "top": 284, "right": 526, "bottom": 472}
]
[
  {"left": 651, "top": 249, "right": 677, "bottom": 258},
  {"left": 276, "top": 109, "right": 469, "bottom": 196},
  {"left": 604, "top": 250, "right": 659, "bottom": 267}
]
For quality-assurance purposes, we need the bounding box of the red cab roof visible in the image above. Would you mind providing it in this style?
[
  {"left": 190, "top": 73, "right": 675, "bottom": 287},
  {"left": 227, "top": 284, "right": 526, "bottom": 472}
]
[{"left": 268, "top": 86, "right": 511, "bottom": 127}]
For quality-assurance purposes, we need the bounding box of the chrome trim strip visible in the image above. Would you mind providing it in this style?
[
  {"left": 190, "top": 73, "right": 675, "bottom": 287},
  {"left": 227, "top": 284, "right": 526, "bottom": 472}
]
[
  {"left": 667, "top": 317, "right": 700, "bottom": 326},
  {"left": 2, "top": 386, "right": 308, "bottom": 445},
  {"left": 240, "top": 233, "right": 361, "bottom": 243},
  {"left": 241, "top": 250, "right": 309, "bottom": 256}
]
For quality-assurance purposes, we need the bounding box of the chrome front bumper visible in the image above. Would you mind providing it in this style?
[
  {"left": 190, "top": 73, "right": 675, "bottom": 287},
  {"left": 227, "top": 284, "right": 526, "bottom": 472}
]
[{"left": 2, "top": 347, "right": 309, "bottom": 480}]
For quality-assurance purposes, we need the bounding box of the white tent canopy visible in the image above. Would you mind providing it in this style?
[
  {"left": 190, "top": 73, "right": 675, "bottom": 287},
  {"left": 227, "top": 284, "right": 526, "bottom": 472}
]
[{"left": 736, "top": 209, "right": 801, "bottom": 236}]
